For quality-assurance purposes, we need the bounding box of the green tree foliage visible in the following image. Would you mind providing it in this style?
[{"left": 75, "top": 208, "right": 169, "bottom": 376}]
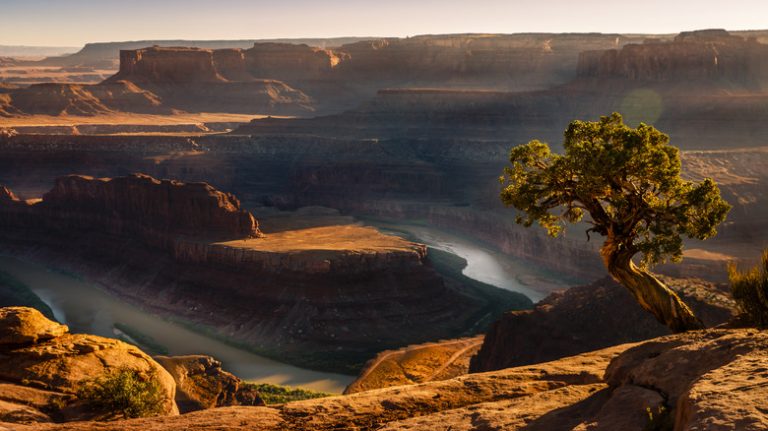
[
  {"left": 729, "top": 250, "right": 768, "bottom": 327},
  {"left": 78, "top": 367, "right": 166, "bottom": 419},
  {"left": 500, "top": 113, "right": 730, "bottom": 332}
]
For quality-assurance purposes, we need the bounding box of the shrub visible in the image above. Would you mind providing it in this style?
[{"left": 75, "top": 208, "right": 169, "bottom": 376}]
[
  {"left": 244, "top": 383, "right": 330, "bottom": 405},
  {"left": 729, "top": 250, "right": 768, "bottom": 327},
  {"left": 77, "top": 367, "right": 166, "bottom": 419}
]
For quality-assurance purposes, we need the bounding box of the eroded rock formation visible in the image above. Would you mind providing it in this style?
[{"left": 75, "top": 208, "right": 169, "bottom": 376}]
[
  {"left": 8, "top": 329, "right": 768, "bottom": 430},
  {"left": 0, "top": 307, "right": 177, "bottom": 423},
  {"left": 470, "top": 276, "right": 736, "bottom": 373},
  {"left": 1, "top": 173, "right": 259, "bottom": 247},
  {"left": 116, "top": 47, "right": 225, "bottom": 83},
  {"left": 154, "top": 355, "right": 263, "bottom": 413},
  {"left": 344, "top": 336, "right": 484, "bottom": 394}
]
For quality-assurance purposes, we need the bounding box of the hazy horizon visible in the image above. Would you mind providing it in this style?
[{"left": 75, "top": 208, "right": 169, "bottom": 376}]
[{"left": 2, "top": 0, "right": 768, "bottom": 47}]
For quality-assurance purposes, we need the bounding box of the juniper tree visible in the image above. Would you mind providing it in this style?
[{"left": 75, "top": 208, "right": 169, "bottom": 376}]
[{"left": 500, "top": 113, "right": 730, "bottom": 332}]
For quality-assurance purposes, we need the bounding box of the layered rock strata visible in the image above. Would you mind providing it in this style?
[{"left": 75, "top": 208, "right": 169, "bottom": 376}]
[
  {"left": 0, "top": 173, "right": 259, "bottom": 249},
  {"left": 577, "top": 29, "right": 768, "bottom": 87}
]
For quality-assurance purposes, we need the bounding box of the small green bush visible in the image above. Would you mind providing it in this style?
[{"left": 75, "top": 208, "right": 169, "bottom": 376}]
[
  {"left": 77, "top": 367, "right": 166, "bottom": 419},
  {"left": 729, "top": 250, "right": 768, "bottom": 327},
  {"left": 244, "top": 383, "right": 330, "bottom": 405}
]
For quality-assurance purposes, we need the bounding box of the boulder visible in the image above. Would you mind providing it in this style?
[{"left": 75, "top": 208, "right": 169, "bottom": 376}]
[
  {"left": 154, "top": 355, "right": 263, "bottom": 413},
  {"left": 0, "top": 307, "right": 68, "bottom": 346},
  {"left": 0, "top": 307, "right": 178, "bottom": 420}
]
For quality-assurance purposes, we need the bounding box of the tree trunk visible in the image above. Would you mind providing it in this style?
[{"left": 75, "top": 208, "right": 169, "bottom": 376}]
[{"left": 600, "top": 236, "right": 704, "bottom": 333}]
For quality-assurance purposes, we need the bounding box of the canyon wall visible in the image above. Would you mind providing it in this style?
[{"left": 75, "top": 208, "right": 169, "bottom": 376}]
[
  {"left": 577, "top": 29, "right": 768, "bottom": 87},
  {"left": 116, "top": 47, "right": 226, "bottom": 83},
  {"left": 0, "top": 173, "right": 259, "bottom": 248},
  {"left": 244, "top": 43, "right": 342, "bottom": 81}
]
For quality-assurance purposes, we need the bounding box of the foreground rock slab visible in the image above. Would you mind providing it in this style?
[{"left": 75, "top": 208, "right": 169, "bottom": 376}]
[
  {"left": 345, "top": 336, "right": 484, "bottom": 394},
  {"left": 10, "top": 329, "right": 768, "bottom": 430},
  {"left": 471, "top": 275, "right": 736, "bottom": 372}
]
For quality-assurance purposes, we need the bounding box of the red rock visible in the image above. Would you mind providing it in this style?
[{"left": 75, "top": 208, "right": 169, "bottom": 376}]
[
  {"left": 577, "top": 29, "right": 768, "bottom": 87},
  {"left": 115, "top": 47, "right": 225, "bottom": 84},
  {"left": 470, "top": 276, "right": 736, "bottom": 373},
  {"left": 39, "top": 173, "right": 260, "bottom": 242},
  {"left": 154, "top": 355, "right": 263, "bottom": 413}
]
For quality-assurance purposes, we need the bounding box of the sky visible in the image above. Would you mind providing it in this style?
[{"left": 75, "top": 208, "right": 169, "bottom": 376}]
[{"left": 2, "top": 0, "right": 768, "bottom": 47}]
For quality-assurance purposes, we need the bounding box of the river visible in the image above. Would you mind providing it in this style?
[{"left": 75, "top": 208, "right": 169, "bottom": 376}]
[
  {"left": 0, "top": 222, "right": 574, "bottom": 394},
  {"left": 0, "top": 256, "right": 354, "bottom": 394},
  {"left": 366, "top": 221, "right": 578, "bottom": 303}
]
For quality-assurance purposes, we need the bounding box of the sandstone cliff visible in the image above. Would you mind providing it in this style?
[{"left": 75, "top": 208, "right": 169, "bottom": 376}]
[
  {"left": 576, "top": 29, "right": 768, "bottom": 88},
  {"left": 8, "top": 329, "right": 768, "bottom": 430},
  {"left": 1, "top": 173, "right": 259, "bottom": 247},
  {"left": 470, "top": 276, "right": 736, "bottom": 373},
  {"left": 244, "top": 43, "right": 342, "bottom": 81},
  {"left": 115, "top": 47, "right": 226, "bottom": 84}
]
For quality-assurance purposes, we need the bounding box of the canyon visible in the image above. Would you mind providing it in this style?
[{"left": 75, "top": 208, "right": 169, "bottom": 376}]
[
  {"left": 0, "top": 173, "right": 528, "bottom": 374},
  {"left": 2, "top": 26, "right": 768, "bottom": 429}
]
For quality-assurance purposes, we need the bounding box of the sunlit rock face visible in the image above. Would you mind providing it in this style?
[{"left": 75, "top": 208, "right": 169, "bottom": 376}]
[{"left": 0, "top": 306, "right": 178, "bottom": 423}]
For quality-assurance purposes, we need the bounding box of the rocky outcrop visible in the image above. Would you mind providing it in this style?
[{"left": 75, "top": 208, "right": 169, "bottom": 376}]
[
  {"left": 0, "top": 307, "right": 177, "bottom": 422},
  {"left": 470, "top": 276, "right": 737, "bottom": 373},
  {"left": 154, "top": 355, "right": 263, "bottom": 413},
  {"left": 605, "top": 330, "right": 768, "bottom": 430},
  {"left": 0, "top": 307, "right": 67, "bottom": 345},
  {"left": 2, "top": 45, "right": 315, "bottom": 117},
  {"left": 344, "top": 336, "right": 484, "bottom": 394},
  {"left": 1, "top": 174, "right": 259, "bottom": 247},
  {"left": 9, "top": 329, "right": 768, "bottom": 430}
]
